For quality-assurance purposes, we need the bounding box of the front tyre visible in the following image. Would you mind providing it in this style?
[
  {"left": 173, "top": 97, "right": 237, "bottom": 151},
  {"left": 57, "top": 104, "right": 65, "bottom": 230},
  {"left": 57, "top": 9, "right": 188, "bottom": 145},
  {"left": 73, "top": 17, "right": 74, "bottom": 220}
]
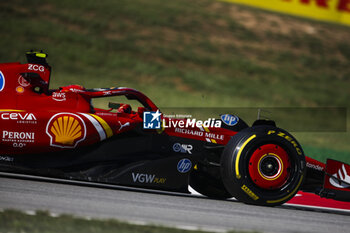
[{"left": 221, "top": 126, "right": 306, "bottom": 206}]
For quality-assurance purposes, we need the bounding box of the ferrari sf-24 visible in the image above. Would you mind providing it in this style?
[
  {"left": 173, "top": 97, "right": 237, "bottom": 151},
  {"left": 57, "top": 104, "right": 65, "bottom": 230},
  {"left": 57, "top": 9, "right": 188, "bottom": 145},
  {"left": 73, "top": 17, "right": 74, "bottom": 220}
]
[{"left": 0, "top": 51, "right": 349, "bottom": 206}]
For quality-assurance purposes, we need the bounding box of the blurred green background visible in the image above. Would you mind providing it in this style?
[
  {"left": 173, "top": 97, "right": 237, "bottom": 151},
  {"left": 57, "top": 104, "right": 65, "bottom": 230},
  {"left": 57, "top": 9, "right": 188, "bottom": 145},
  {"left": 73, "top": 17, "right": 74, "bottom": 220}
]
[{"left": 0, "top": 0, "right": 349, "bottom": 163}]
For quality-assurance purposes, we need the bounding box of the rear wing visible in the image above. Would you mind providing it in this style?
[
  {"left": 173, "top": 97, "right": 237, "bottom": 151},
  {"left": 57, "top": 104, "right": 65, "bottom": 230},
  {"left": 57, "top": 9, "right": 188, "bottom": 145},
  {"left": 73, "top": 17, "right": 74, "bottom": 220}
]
[{"left": 319, "top": 159, "right": 350, "bottom": 202}]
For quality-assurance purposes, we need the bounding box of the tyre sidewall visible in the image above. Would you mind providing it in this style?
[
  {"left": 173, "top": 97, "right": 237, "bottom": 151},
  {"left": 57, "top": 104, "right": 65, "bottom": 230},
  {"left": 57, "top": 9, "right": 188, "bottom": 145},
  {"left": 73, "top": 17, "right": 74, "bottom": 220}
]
[{"left": 221, "top": 125, "right": 306, "bottom": 206}]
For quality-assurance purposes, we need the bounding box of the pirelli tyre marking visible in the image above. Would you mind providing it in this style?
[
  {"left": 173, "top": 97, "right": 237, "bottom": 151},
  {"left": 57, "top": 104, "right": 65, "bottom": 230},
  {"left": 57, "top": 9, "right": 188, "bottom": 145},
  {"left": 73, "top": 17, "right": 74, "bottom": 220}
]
[
  {"left": 241, "top": 184, "right": 259, "bottom": 201},
  {"left": 267, "top": 130, "right": 302, "bottom": 156}
]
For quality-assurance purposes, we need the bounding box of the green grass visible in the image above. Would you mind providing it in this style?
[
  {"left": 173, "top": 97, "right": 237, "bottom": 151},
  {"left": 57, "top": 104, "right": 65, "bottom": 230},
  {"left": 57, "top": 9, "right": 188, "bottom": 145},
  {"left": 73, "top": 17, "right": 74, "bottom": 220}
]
[
  {"left": 0, "top": 209, "right": 252, "bottom": 233},
  {"left": 0, "top": 0, "right": 350, "bottom": 162}
]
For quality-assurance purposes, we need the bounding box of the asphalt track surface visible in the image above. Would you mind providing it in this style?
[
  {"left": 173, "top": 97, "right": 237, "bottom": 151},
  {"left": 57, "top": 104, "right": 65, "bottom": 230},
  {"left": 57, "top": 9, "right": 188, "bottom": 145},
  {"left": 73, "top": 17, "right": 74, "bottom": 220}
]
[{"left": 0, "top": 175, "right": 349, "bottom": 233}]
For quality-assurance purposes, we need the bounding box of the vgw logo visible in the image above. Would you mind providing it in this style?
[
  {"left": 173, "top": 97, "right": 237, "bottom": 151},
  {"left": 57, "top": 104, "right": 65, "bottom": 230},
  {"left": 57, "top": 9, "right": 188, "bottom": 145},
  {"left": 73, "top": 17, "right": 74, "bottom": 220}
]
[
  {"left": 0, "top": 71, "right": 5, "bottom": 92},
  {"left": 143, "top": 110, "right": 161, "bottom": 129},
  {"left": 132, "top": 173, "right": 155, "bottom": 183}
]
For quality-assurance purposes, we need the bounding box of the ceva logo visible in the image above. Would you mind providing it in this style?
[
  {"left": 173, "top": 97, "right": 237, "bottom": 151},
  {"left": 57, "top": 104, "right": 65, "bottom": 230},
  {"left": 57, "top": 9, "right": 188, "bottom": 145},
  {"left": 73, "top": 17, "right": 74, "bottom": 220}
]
[{"left": 0, "top": 71, "right": 5, "bottom": 92}]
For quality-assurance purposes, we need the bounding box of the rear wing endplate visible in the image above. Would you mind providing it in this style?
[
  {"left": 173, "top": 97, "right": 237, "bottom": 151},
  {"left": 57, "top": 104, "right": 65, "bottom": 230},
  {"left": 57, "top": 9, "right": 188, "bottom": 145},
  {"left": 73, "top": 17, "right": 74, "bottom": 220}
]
[{"left": 319, "top": 159, "right": 350, "bottom": 202}]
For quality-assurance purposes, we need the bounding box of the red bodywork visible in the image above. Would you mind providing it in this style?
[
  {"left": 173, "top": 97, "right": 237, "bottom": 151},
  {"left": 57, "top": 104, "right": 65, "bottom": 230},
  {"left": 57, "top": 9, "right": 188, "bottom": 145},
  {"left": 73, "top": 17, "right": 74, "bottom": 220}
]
[
  {"left": 0, "top": 52, "right": 349, "bottom": 203},
  {"left": 0, "top": 60, "right": 236, "bottom": 155}
]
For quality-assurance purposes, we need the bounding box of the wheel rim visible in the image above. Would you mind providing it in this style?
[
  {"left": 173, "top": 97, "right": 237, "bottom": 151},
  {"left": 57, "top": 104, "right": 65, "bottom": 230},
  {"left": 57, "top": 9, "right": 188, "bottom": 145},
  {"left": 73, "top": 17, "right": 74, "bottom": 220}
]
[{"left": 248, "top": 144, "right": 291, "bottom": 190}]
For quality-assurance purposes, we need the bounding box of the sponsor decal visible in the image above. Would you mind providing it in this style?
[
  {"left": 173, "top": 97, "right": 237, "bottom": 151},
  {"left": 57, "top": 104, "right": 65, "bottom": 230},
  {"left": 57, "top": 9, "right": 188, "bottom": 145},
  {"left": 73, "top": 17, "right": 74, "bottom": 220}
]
[
  {"left": 153, "top": 177, "right": 167, "bottom": 184},
  {"left": 93, "top": 112, "right": 114, "bottom": 117},
  {"left": 222, "top": 0, "right": 350, "bottom": 26},
  {"left": 0, "top": 155, "right": 14, "bottom": 162},
  {"left": 174, "top": 128, "right": 224, "bottom": 140},
  {"left": 241, "top": 184, "right": 259, "bottom": 200},
  {"left": 132, "top": 173, "right": 166, "bottom": 184},
  {"left": 173, "top": 143, "right": 193, "bottom": 154},
  {"left": 28, "top": 64, "right": 44, "bottom": 72},
  {"left": 12, "top": 142, "right": 26, "bottom": 148},
  {"left": 52, "top": 92, "right": 66, "bottom": 102},
  {"left": 175, "top": 128, "right": 203, "bottom": 136},
  {"left": 118, "top": 121, "right": 130, "bottom": 131},
  {"left": 306, "top": 162, "right": 324, "bottom": 171},
  {"left": 177, "top": 158, "right": 192, "bottom": 173},
  {"left": 204, "top": 132, "right": 224, "bottom": 140},
  {"left": 1, "top": 112, "right": 37, "bottom": 124},
  {"left": 46, "top": 113, "right": 86, "bottom": 148},
  {"left": 221, "top": 114, "right": 239, "bottom": 126},
  {"left": 103, "top": 91, "right": 112, "bottom": 96},
  {"left": 329, "top": 164, "right": 350, "bottom": 189},
  {"left": 16, "top": 86, "right": 24, "bottom": 93},
  {"left": 93, "top": 88, "right": 108, "bottom": 91},
  {"left": 2, "top": 131, "right": 35, "bottom": 146},
  {"left": 143, "top": 110, "right": 161, "bottom": 129},
  {"left": 18, "top": 75, "right": 30, "bottom": 87},
  {"left": 68, "top": 88, "right": 85, "bottom": 93},
  {"left": 0, "top": 71, "right": 5, "bottom": 92}
]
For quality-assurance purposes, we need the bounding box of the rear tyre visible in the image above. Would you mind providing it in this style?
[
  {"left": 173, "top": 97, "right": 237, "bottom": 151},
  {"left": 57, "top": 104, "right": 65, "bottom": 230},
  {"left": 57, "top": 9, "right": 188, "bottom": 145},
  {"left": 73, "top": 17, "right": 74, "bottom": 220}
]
[{"left": 221, "top": 125, "right": 306, "bottom": 206}]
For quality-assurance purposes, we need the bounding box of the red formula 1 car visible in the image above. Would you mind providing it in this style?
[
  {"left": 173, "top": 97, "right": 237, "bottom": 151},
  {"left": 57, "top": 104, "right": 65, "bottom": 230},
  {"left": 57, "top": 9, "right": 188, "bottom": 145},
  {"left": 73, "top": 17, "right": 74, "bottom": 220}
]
[{"left": 0, "top": 51, "right": 349, "bottom": 206}]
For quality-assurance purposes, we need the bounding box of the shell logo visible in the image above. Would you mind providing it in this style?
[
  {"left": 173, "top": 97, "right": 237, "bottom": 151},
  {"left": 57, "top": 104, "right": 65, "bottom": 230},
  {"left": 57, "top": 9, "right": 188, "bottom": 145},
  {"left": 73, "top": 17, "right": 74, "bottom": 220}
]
[{"left": 46, "top": 113, "right": 86, "bottom": 148}]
